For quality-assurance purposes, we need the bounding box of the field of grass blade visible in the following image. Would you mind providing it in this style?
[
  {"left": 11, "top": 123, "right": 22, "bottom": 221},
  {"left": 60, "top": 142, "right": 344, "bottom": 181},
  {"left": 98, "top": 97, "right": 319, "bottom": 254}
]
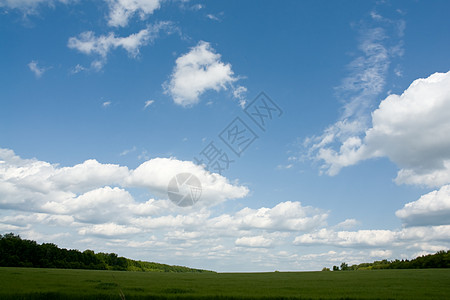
[{"left": 1, "top": 267, "right": 449, "bottom": 299}]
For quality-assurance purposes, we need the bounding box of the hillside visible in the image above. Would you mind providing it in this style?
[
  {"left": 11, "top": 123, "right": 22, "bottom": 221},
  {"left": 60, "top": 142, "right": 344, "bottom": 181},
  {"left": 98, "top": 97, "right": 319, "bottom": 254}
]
[{"left": 0, "top": 233, "right": 213, "bottom": 273}]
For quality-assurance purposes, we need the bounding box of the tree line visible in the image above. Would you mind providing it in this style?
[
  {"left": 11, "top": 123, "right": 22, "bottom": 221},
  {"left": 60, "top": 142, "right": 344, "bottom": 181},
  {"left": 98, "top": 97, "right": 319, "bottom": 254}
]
[
  {"left": 323, "top": 250, "right": 450, "bottom": 271},
  {"left": 0, "top": 233, "right": 213, "bottom": 273}
]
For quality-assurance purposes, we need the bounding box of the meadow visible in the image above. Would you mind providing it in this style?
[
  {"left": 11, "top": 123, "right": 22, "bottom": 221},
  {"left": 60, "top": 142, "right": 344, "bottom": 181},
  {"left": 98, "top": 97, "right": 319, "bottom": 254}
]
[{"left": 1, "top": 267, "right": 450, "bottom": 299}]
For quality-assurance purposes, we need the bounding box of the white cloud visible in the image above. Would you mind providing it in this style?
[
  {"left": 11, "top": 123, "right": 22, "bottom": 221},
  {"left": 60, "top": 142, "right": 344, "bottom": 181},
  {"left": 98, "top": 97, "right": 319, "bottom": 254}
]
[
  {"left": 277, "top": 164, "right": 293, "bottom": 170},
  {"left": 164, "top": 41, "right": 238, "bottom": 107},
  {"left": 235, "top": 236, "right": 273, "bottom": 248},
  {"left": 0, "top": 148, "right": 248, "bottom": 213},
  {"left": 50, "top": 159, "right": 129, "bottom": 193},
  {"left": 294, "top": 225, "right": 450, "bottom": 248},
  {"left": 1, "top": 0, "right": 161, "bottom": 26},
  {"left": 144, "top": 99, "right": 154, "bottom": 109},
  {"left": 41, "top": 186, "right": 137, "bottom": 223},
  {"left": 0, "top": 148, "right": 336, "bottom": 269},
  {"left": 294, "top": 228, "right": 397, "bottom": 247},
  {"left": 28, "top": 60, "right": 46, "bottom": 78},
  {"left": 2, "top": 148, "right": 449, "bottom": 270},
  {"left": 304, "top": 14, "right": 405, "bottom": 176},
  {"left": 206, "top": 14, "right": 219, "bottom": 21},
  {"left": 127, "top": 157, "right": 248, "bottom": 206},
  {"left": 370, "top": 11, "right": 383, "bottom": 21},
  {"left": 367, "top": 71, "right": 450, "bottom": 186},
  {"left": 304, "top": 17, "right": 450, "bottom": 190},
  {"left": 68, "top": 21, "right": 174, "bottom": 70},
  {"left": 334, "top": 218, "right": 360, "bottom": 230},
  {"left": 2, "top": 146, "right": 449, "bottom": 271},
  {"left": 68, "top": 28, "right": 149, "bottom": 57},
  {"left": 369, "top": 249, "right": 392, "bottom": 257},
  {"left": 102, "top": 101, "right": 111, "bottom": 107},
  {"left": 79, "top": 222, "right": 142, "bottom": 237},
  {"left": 119, "top": 146, "right": 137, "bottom": 156},
  {"left": 130, "top": 210, "right": 211, "bottom": 230},
  {"left": 0, "top": 0, "right": 71, "bottom": 14},
  {"left": 70, "top": 64, "right": 86, "bottom": 74},
  {"left": 106, "top": 0, "right": 162, "bottom": 27},
  {"left": 396, "top": 184, "right": 450, "bottom": 227},
  {"left": 190, "top": 4, "right": 203, "bottom": 11},
  {"left": 209, "top": 201, "right": 327, "bottom": 232},
  {"left": 233, "top": 85, "right": 247, "bottom": 108},
  {"left": 137, "top": 150, "right": 149, "bottom": 161},
  {"left": 0, "top": 211, "right": 78, "bottom": 234},
  {"left": 311, "top": 71, "right": 450, "bottom": 186}
]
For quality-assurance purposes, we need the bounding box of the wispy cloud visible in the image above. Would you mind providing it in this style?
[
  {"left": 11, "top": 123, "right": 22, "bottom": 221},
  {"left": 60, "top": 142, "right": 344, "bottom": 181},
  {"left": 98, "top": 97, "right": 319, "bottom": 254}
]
[
  {"left": 119, "top": 146, "right": 137, "bottom": 156},
  {"left": 206, "top": 14, "right": 220, "bottom": 21},
  {"left": 303, "top": 10, "right": 405, "bottom": 176},
  {"left": 70, "top": 64, "right": 86, "bottom": 74},
  {"left": 233, "top": 85, "right": 247, "bottom": 108},
  {"left": 0, "top": 0, "right": 73, "bottom": 15},
  {"left": 277, "top": 164, "right": 293, "bottom": 170},
  {"left": 137, "top": 150, "right": 150, "bottom": 161},
  {"left": 102, "top": 101, "right": 111, "bottom": 107},
  {"left": 28, "top": 60, "right": 47, "bottom": 78},
  {"left": 68, "top": 21, "right": 177, "bottom": 71},
  {"left": 144, "top": 100, "right": 154, "bottom": 109},
  {"left": 190, "top": 4, "right": 203, "bottom": 11}
]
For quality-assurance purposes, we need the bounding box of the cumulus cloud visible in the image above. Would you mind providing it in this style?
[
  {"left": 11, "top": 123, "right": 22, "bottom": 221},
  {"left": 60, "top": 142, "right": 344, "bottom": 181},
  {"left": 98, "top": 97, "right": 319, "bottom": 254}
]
[
  {"left": 304, "top": 13, "right": 450, "bottom": 189},
  {"left": 1, "top": 146, "right": 449, "bottom": 271},
  {"left": 106, "top": 0, "right": 162, "bottom": 27},
  {"left": 334, "top": 218, "right": 360, "bottom": 230},
  {"left": 0, "top": 148, "right": 336, "bottom": 270},
  {"left": 367, "top": 71, "right": 450, "bottom": 186},
  {"left": 68, "top": 21, "right": 174, "bottom": 70},
  {"left": 295, "top": 228, "right": 397, "bottom": 247},
  {"left": 41, "top": 187, "right": 136, "bottom": 223},
  {"left": 79, "top": 222, "right": 142, "bottom": 237},
  {"left": 50, "top": 159, "right": 129, "bottom": 193},
  {"left": 209, "top": 201, "right": 328, "bottom": 232},
  {"left": 235, "top": 236, "right": 273, "bottom": 248},
  {"left": 164, "top": 41, "right": 239, "bottom": 107},
  {"left": 396, "top": 185, "right": 450, "bottom": 227},
  {"left": 0, "top": 148, "right": 247, "bottom": 213},
  {"left": 127, "top": 157, "right": 248, "bottom": 206},
  {"left": 294, "top": 225, "right": 450, "bottom": 248},
  {"left": 311, "top": 71, "right": 450, "bottom": 187},
  {"left": 2, "top": 147, "right": 448, "bottom": 270}
]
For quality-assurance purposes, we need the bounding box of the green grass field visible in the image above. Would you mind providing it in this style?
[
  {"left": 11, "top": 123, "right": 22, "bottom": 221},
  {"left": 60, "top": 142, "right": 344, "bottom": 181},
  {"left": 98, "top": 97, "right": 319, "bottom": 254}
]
[{"left": 1, "top": 267, "right": 449, "bottom": 299}]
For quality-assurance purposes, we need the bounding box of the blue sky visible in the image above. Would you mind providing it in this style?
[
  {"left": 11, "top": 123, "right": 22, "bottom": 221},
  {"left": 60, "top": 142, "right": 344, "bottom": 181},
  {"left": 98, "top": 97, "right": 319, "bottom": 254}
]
[{"left": 1, "top": 0, "right": 450, "bottom": 272}]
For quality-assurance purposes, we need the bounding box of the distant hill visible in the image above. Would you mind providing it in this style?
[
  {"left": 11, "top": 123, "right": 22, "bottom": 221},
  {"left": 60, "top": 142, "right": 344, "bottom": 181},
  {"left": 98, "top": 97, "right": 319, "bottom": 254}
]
[
  {"left": 327, "top": 250, "right": 450, "bottom": 271},
  {"left": 0, "top": 233, "right": 214, "bottom": 273}
]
